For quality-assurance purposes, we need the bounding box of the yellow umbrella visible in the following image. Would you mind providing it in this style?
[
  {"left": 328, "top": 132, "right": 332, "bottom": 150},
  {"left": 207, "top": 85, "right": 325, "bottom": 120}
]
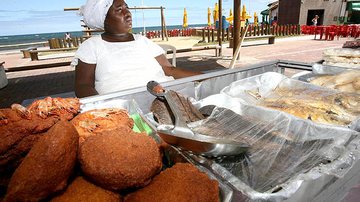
[
  {"left": 183, "top": 8, "right": 188, "bottom": 28},
  {"left": 207, "top": 7, "right": 211, "bottom": 26},
  {"left": 226, "top": 8, "right": 233, "bottom": 24},
  {"left": 241, "top": 5, "right": 247, "bottom": 21},
  {"left": 213, "top": 3, "right": 218, "bottom": 25},
  {"left": 254, "top": 12, "right": 258, "bottom": 26}
]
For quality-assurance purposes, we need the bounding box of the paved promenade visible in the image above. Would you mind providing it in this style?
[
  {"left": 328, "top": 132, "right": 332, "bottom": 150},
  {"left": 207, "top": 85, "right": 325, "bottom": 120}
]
[{"left": 0, "top": 35, "right": 348, "bottom": 108}]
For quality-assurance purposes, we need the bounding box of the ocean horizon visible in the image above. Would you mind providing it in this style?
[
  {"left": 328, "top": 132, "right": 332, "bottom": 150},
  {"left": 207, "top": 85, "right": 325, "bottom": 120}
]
[{"left": 0, "top": 24, "right": 207, "bottom": 51}]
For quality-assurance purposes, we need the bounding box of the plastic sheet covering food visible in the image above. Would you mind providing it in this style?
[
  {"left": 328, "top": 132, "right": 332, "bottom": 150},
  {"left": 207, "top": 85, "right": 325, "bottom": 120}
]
[
  {"left": 312, "top": 63, "right": 356, "bottom": 74},
  {"left": 309, "top": 70, "right": 360, "bottom": 94},
  {"left": 190, "top": 94, "right": 360, "bottom": 201},
  {"left": 323, "top": 48, "right": 360, "bottom": 69},
  {"left": 295, "top": 64, "right": 360, "bottom": 94},
  {"left": 292, "top": 64, "right": 347, "bottom": 82},
  {"left": 194, "top": 62, "right": 278, "bottom": 100},
  {"left": 293, "top": 64, "right": 360, "bottom": 95},
  {"left": 221, "top": 72, "right": 360, "bottom": 131}
]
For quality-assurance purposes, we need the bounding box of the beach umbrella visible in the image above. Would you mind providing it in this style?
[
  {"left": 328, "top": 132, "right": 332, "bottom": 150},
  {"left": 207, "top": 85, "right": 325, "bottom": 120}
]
[
  {"left": 227, "top": 8, "right": 233, "bottom": 24},
  {"left": 183, "top": 8, "right": 188, "bottom": 28},
  {"left": 241, "top": 5, "right": 247, "bottom": 21},
  {"left": 254, "top": 12, "right": 258, "bottom": 26},
  {"left": 213, "top": 3, "right": 219, "bottom": 25},
  {"left": 207, "top": 7, "right": 212, "bottom": 27}
]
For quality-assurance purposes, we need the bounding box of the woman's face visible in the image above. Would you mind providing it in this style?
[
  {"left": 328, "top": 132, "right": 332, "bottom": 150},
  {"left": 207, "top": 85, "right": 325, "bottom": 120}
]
[{"left": 104, "top": 0, "right": 132, "bottom": 33}]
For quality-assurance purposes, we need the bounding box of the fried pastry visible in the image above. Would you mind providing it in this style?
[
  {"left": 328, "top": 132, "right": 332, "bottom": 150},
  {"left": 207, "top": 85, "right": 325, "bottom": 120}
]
[
  {"left": 124, "top": 163, "right": 219, "bottom": 202},
  {"left": 71, "top": 108, "right": 134, "bottom": 143},
  {"left": 78, "top": 129, "right": 162, "bottom": 191},
  {"left": 4, "top": 121, "right": 79, "bottom": 202},
  {"left": 50, "top": 177, "right": 121, "bottom": 202}
]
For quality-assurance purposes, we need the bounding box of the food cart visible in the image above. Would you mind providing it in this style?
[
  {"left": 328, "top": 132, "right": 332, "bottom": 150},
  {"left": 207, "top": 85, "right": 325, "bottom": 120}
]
[{"left": 79, "top": 60, "right": 360, "bottom": 202}]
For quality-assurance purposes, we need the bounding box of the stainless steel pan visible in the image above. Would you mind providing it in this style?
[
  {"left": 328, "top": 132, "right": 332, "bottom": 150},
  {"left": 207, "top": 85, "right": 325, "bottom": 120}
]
[{"left": 147, "top": 81, "right": 249, "bottom": 157}]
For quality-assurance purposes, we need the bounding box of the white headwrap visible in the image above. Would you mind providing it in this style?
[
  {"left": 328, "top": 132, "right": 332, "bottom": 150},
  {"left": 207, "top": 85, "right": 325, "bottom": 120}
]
[{"left": 80, "top": 0, "right": 113, "bottom": 30}]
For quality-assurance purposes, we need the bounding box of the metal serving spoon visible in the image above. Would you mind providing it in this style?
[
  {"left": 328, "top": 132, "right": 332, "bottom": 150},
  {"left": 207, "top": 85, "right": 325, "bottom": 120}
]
[{"left": 147, "top": 81, "right": 250, "bottom": 157}]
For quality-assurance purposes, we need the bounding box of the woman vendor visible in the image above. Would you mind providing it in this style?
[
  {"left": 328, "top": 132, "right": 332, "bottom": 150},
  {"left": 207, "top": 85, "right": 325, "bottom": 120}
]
[{"left": 73, "top": 0, "right": 201, "bottom": 98}]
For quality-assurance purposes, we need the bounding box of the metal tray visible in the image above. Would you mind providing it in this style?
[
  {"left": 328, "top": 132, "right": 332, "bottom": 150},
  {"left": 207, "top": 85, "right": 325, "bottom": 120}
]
[
  {"left": 221, "top": 72, "right": 360, "bottom": 131},
  {"left": 295, "top": 63, "right": 356, "bottom": 82},
  {"left": 79, "top": 60, "right": 360, "bottom": 201}
]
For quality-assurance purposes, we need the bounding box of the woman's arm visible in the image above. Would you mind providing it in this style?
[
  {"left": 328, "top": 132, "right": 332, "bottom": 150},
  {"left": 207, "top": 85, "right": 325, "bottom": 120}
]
[
  {"left": 75, "top": 60, "right": 98, "bottom": 98},
  {"left": 155, "top": 54, "right": 202, "bottom": 79}
]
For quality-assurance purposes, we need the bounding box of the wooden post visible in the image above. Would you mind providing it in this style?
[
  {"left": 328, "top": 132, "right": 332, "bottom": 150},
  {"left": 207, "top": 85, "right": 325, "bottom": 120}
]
[
  {"left": 58, "top": 39, "right": 63, "bottom": 48},
  {"left": 202, "top": 29, "right": 205, "bottom": 42},
  {"left": 229, "top": 26, "right": 232, "bottom": 39},
  {"left": 211, "top": 29, "right": 214, "bottom": 42},
  {"left": 161, "top": 7, "right": 164, "bottom": 41},
  {"left": 229, "top": 25, "right": 248, "bottom": 68},
  {"left": 226, "top": 28, "right": 229, "bottom": 41},
  {"left": 233, "top": 0, "right": 240, "bottom": 56},
  {"left": 207, "top": 29, "right": 210, "bottom": 42},
  {"left": 162, "top": 9, "right": 169, "bottom": 41},
  {"left": 222, "top": 27, "right": 225, "bottom": 42},
  {"left": 262, "top": 25, "right": 265, "bottom": 36},
  {"left": 282, "top": 25, "right": 285, "bottom": 36},
  {"left": 218, "top": 0, "right": 223, "bottom": 56},
  {"left": 48, "top": 39, "right": 52, "bottom": 49},
  {"left": 286, "top": 25, "right": 289, "bottom": 36}
]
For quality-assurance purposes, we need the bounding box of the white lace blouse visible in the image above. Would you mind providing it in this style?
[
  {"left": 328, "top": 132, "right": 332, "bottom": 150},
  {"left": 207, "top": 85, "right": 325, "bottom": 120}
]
[{"left": 72, "top": 34, "right": 174, "bottom": 94}]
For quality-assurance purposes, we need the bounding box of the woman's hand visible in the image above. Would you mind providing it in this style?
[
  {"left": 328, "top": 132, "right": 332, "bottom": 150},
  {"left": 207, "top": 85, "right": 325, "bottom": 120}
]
[
  {"left": 155, "top": 54, "right": 202, "bottom": 79},
  {"left": 75, "top": 60, "right": 98, "bottom": 98}
]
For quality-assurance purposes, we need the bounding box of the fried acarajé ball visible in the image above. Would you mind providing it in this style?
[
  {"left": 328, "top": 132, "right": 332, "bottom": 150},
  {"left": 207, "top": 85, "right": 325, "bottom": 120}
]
[
  {"left": 4, "top": 121, "right": 79, "bottom": 202},
  {"left": 50, "top": 177, "right": 121, "bottom": 202},
  {"left": 124, "top": 163, "right": 219, "bottom": 202},
  {"left": 78, "top": 129, "right": 162, "bottom": 191},
  {"left": 71, "top": 108, "right": 134, "bottom": 143},
  {"left": 0, "top": 97, "right": 80, "bottom": 175}
]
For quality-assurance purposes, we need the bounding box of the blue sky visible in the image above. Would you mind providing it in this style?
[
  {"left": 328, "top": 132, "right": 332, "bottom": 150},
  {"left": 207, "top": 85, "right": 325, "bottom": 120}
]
[{"left": 0, "top": 0, "right": 270, "bottom": 36}]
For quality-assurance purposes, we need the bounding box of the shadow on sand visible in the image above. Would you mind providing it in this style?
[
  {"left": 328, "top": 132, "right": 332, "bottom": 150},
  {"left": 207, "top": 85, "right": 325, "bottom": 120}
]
[
  {"left": 0, "top": 71, "right": 75, "bottom": 108},
  {"left": 176, "top": 55, "right": 227, "bottom": 72}
]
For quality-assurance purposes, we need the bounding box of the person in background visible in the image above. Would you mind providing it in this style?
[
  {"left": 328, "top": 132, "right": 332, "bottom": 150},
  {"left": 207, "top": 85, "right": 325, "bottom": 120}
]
[
  {"left": 312, "top": 15, "right": 319, "bottom": 26},
  {"left": 271, "top": 16, "right": 278, "bottom": 26},
  {"left": 72, "top": 0, "right": 201, "bottom": 98},
  {"left": 65, "top": 32, "right": 72, "bottom": 47}
]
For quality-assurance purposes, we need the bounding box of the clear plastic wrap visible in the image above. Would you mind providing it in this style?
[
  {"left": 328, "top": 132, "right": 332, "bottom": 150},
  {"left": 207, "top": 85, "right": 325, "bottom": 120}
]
[
  {"left": 308, "top": 70, "right": 360, "bottom": 94},
  {"left": 293, "top": 64, "right": 360, "bottom": 94},
  {"left": 191, "top": 94, "right": 360, "bottom": 200},
  {"left": 323, "top": 48, "right": 360, "bottom": 69},
  {"left": 194, "top": 63, "right": 278, "bottom": 100},
  {"left": 312, "top": 63, "right": 348, "bottom": 75},
  {"left": 221, "top": 72, "right": 360, "bottom": 130}
]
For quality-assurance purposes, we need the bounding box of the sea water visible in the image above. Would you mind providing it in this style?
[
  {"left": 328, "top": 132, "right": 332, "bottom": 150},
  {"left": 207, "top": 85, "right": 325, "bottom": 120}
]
[{"left": 0, "top": 24, "right": 206, "bottom": 51}]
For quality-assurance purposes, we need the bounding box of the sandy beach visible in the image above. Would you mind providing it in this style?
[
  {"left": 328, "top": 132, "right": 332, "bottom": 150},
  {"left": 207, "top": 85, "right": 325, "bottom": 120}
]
[{"left": 0, "top": 35, "right": 348, "bottom": 108}]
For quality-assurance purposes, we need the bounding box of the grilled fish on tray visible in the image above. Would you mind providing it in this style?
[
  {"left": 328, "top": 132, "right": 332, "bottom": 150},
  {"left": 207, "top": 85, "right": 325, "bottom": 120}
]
[
  {"left": 150, "top": 90, "right": 204, "bottom": 125},
  {"left": 309, "top": 70, "right": 360, "bottom": 94},
  {"left": 248, "top": 87, "right": 360, "bottom": 126}
]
